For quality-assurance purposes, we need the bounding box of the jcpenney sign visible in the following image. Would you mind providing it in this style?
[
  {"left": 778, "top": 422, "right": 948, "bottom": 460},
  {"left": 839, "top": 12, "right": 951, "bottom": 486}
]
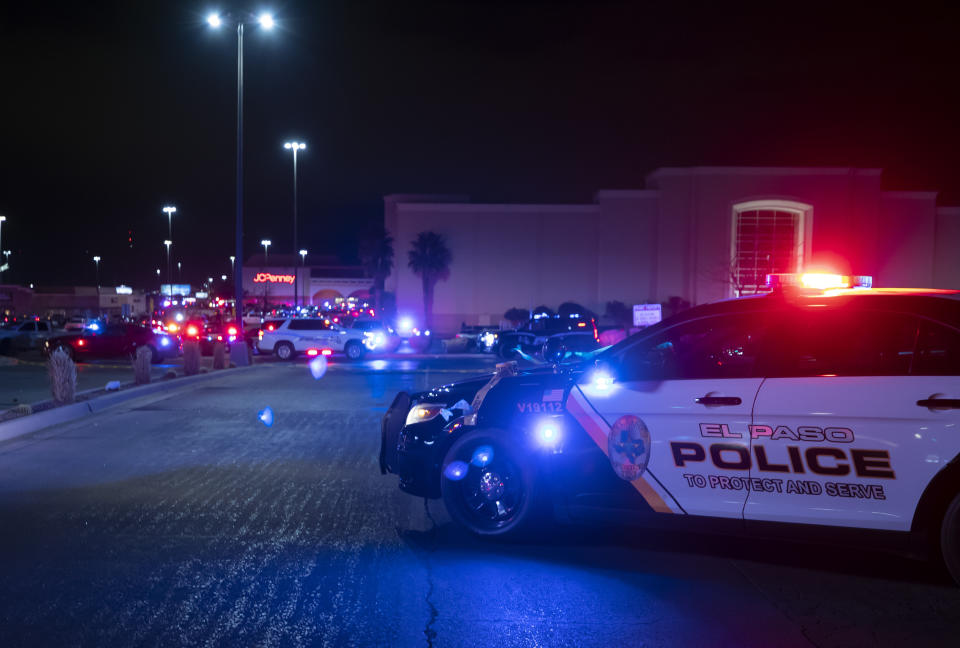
[{"left": 253, "top": 272, "right": 295, "bottom": 284}]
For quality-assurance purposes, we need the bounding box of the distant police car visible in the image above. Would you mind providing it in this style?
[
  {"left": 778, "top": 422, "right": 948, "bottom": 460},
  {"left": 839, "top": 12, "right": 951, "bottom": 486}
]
[{"left": 380, "top": 275, "right": 960, "bottom": 584}]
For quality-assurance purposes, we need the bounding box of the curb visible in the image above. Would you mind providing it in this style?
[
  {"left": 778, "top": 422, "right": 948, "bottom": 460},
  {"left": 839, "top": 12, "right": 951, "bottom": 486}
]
[{"left": 0, "top": 366, "right": 260, "bottom": 444}]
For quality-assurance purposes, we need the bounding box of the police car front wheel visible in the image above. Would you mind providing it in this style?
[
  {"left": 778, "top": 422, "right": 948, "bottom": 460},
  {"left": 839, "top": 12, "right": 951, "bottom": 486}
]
[
  {"left": 441, "top": 430, "right": 544, "bottom": 538},
  {"left": 940, "top": 491, "right": 960, "bottom": 586}
]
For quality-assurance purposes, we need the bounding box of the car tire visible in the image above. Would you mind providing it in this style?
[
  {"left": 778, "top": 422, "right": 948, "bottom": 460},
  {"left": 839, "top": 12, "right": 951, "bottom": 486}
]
[
  {"left": 345, "top": 340, "right": 365, "bottom": 361},
  {"left": 940, "top": 491, "right": 960, "bottom": 586},
  {"left": 441, "top": 429, "right": 545, "bottom": 539},
  {"left": 275, "top": 341, "right": 295, "bottom": 361}
]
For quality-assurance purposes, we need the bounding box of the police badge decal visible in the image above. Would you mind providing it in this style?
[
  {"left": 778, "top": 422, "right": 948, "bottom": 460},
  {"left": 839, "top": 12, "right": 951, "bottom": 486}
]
[{"left": 608, "top": 415, "right": 651, "bottom": 481}]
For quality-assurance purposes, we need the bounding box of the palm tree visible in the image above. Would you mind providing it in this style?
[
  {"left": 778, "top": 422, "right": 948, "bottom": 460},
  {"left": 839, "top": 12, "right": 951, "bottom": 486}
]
[
  {"left": 407, "top": 231, "right": 452, "bottom": 329},
  {"left": 359, "top": 227, "right": 394, "bottom": 311}
]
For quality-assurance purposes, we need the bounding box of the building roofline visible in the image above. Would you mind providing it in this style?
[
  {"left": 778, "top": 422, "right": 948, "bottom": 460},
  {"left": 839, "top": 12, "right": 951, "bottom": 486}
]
[
  {"left": 646, "top": 166, "right": 883, "bottom": 182},
  {"left": 395, "top": 202, "right": 600, "bottom": 214},
  {"left": 595, "top": 189, "right": 659, "bottom": 200},
  {"left": 881, "top": 190, "right": 939, "bottom": 200}
]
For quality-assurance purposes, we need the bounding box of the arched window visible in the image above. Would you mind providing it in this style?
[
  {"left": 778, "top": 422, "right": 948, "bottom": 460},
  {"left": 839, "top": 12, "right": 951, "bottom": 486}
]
[{"left": 730, "top": 200, "right": 812, "bottom": 296}]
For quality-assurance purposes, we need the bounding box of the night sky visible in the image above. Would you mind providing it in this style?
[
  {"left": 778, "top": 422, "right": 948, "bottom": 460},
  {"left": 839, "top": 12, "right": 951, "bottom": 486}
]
[{"left": 2, "top": 0, "right": 958, "bottom": 289}]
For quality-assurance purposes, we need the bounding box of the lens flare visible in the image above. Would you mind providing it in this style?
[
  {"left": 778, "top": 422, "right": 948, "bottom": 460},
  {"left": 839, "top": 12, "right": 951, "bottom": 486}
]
[
  {"left": 471, "top": 445, "right": 494, "bottom": 468},
  {"left": 257, "top": 406, "right": 274, "bottom": 427},
  {"left": 443, "top": 460, "right": 469, "bottom": 481},
  {"left": 308, "top": 356, "right": 328, "bottom": 379}
]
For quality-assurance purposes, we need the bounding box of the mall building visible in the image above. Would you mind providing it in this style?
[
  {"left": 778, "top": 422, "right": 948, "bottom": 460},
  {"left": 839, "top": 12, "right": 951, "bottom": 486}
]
[
  {"left": 385, "top": 167, "right": 960, "bottom": 332},
  {"left": 240, "top": 254, "right": 373, "bottom": 307}
]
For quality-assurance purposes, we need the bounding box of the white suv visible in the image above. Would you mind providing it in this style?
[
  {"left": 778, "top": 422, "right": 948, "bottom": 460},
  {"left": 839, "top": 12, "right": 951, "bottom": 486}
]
[{"left": 257, "top": 318, "right": 368, "bottom": 360}]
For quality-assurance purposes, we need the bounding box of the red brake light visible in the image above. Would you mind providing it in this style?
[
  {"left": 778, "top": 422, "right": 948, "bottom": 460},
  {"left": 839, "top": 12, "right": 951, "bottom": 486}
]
[
  {"left": 77, "top": 339, "right": 85, "bottom": 347},
  {"left": 186, "top": 325, "right": 199, "bottom": 337},
  {"left": 306, "top": 348, "right": 319, "bottom": 357},
  {"left": 267, "top": 324, "right": 275, "bottom": 331},
  {"left": 227, "top": 326, "right": 238, "bottom": 336},
  {"left": 321, "top": 349, "right": 333, "bottom": 356}
]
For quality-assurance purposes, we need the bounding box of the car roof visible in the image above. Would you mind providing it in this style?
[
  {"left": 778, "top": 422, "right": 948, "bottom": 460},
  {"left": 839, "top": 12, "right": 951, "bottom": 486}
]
[{"left": 672, "top": 289, "right": 960, "bottom": 327}]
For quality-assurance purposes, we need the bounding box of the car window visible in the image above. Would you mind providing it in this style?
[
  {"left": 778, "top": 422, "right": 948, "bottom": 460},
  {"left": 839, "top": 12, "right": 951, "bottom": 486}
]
[
  {"left": 913, "top": 320, "right": 960, "bottom": 376},
  {"left": 288, "top": 319, "right": 329, "bottom": 331},
  {"left": 767, "top": 309, "right": 918, "bottom": 377},
  {"left": 19, "top": 322, "right": 35, "bottom": 332},
  {"left": 618, "top": 312, "right": 767, "bottom": 381},
  {"left": 37, "top": 322, "right": 50, "bottom": 332}
]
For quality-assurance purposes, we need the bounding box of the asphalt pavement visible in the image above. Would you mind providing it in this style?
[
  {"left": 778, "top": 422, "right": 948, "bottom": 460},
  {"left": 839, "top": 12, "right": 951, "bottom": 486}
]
[{"left": 0, "top": 357, "right": 958, "bottom": 647}]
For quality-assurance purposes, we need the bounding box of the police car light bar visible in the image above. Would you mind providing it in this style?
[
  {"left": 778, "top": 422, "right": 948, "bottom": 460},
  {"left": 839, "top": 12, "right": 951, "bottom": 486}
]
[{"left": 766, "top": 273, "right": 873, "bottom": 291}]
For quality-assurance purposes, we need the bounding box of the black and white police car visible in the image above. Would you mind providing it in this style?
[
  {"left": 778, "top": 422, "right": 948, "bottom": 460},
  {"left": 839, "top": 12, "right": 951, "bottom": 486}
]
[{"left": 380, "top": 274, "right": 960, "bottom": 584}]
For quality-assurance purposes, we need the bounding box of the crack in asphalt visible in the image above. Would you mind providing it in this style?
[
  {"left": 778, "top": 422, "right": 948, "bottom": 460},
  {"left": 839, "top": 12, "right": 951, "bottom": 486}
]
[{"left": 422, "top": 498, "right": 440, "bottom": 648}]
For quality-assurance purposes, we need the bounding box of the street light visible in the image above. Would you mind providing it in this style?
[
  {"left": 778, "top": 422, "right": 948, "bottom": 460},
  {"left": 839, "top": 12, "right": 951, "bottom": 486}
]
[
  {"left": 162, "top": 205, "right": 177, "bottom": 241},
  {"left": 93, "top": 256, "right": 101, "bottom": 315},
  {"left": 299, "top": 248, "right": 307, "bottom": 306},
  {"left": 206, "top": 9, "right": 278, "bottom": 366},
  {"left": 0, "top": 216, "right": 6, "bottom": 282},
  {"left": 164, "top": 240, "right": 172, "bottom": 297},
  {"left": 284, "top": 141, "right": 306, "bottom": 307},
  {"left": 261, "top": 239, "right": 271, "bottom": 266},
  {"left": 177, "top": 260, "right": 182, "bottom": 282}
]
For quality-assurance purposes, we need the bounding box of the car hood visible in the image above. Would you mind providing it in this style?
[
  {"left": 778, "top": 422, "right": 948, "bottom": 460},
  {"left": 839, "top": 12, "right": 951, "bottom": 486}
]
[{"left": 414, "top": 363, "right": 586, "bottom": 404}]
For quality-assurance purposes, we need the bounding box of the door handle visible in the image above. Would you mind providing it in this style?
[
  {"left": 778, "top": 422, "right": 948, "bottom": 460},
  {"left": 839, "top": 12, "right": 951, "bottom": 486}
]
[
  {"left": 917, "top": 398, "right": 960, "bottom": 410},
  {"left": 695, "top": 396, "right": 742, "bottom": 406}
]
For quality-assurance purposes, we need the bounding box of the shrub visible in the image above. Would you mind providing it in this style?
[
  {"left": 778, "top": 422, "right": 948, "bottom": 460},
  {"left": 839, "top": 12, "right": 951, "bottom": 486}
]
[
  {"left": 503, "top": 307, "right": 529, "bottom": 327},
  {"left": 48, "top": 347, "right": 77, "bottom": 404},
  {"left": 183, "top": 340, "right": 201, "bottom": 376},
  {"left": 212, "top": 342, "right": 227, "bottom": 370},
  {"left": 133, "top": 345, "right": 152, "bottom": 385},
  {"left": 604, "top": 300, "right": 633, "bottom": 331}
]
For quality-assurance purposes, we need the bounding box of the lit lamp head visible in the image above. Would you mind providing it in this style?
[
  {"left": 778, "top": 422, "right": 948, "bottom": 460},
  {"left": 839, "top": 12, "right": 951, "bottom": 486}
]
[
  {"left": 257, "top": 12, "right": 275, "bottom": 30},
  {"left": 206, "top": 12, "right": 222, "bottom": 28},
  {"left": 162, "top": 205, "right": 176, "bottom": 216}
]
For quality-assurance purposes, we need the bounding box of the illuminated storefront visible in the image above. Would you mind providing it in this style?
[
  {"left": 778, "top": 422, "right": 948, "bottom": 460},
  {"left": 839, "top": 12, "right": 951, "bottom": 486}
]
[
  {"left": 385, "top": 167, "right": 960, "bottom": 331},
  {"left": 241, "top": 254, "right": 373, "bottom": 307}
]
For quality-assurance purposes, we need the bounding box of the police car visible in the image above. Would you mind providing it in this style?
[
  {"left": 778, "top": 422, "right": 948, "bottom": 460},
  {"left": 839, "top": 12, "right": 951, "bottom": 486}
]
[
  {"left": 380, "top": 274, "right": 960, "bottom": 584},
  {"left": 257, "top": 317, "right": 369, "bottom": 360}
]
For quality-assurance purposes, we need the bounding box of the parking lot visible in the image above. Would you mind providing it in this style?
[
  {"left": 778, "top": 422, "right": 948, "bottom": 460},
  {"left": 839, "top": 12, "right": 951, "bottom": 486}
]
[{"left": 1, "top": 356, "right": 959, "bottom": 647}]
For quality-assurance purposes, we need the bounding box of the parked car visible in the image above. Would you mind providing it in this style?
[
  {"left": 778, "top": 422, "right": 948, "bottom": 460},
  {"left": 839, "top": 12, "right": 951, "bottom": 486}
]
[
  {"left": 349, "top": 319, "right": 400, "bottom": 353},
  {"left": 497, "top": 315, "right": 596, "bottom": 359},
  {"left": 380, "top": 274, "right": 960, "bottom": 585},
  {"left": 257, "top": 317, "right": 369, "bottom": 360},
  {"left": 0, "top": 320, "right": 55, "bottom": 354},
  {"left": 63, "top": 316, "right": 88, "bottom": 332},
  {"left": 44, "top": 323, "right": 177, "bottom": 364},
  {"left": 540, "top": 330, "right": 601, "bottom": 363}
]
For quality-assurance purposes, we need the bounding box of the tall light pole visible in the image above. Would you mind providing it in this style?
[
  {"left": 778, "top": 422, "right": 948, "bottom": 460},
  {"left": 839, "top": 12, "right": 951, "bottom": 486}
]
[
  {"left": 162, "top": 205, "right": 177, "bottom": 241},
  {"left": 284, "top": 141, "right": 306, "bottom": 307},
  {"left": 207, "top": 10, "right": 277, "bottom": 365},
  {"left": 261, "top": 239, "right": 271, "bottom": 266},
  {"left": 93, "top": 256, "right": 101, "bottom": 316},
  {"left": 164, "top": 240, "right": 172, "bottom": 297},
  {"left": 0, "top": 216, "right": 6, "bottom": 283},
  {"left": 299, "top": 248, "right": 307, "bottom": 306}
]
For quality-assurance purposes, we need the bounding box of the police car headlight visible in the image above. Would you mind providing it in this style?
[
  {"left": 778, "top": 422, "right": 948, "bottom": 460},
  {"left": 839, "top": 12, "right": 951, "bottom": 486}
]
[{"left": 406, "top": 404, "right": 446, "bottom": 426}]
